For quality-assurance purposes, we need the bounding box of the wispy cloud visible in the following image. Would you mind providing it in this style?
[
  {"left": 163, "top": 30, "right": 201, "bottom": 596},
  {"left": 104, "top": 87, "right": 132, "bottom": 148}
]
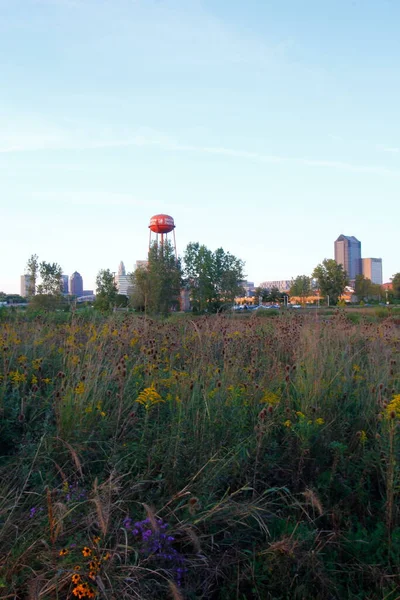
[
  {"left": 377, "top": 145, "right": 399, "bottom": 154},
  {"left": 1, "top": 120, "right": 400, "bottom": 178}
]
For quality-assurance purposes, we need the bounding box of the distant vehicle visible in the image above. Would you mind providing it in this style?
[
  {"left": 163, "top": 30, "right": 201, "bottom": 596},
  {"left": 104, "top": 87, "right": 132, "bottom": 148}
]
[{"left": 291, "top": 304, "right": 301, "bottom": 309}]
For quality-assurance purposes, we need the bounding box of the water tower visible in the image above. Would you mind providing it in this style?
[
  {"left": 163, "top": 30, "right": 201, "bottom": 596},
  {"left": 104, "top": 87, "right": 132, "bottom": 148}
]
[{"left": 149, "top": 214, "right": 177, "bottom": 259}]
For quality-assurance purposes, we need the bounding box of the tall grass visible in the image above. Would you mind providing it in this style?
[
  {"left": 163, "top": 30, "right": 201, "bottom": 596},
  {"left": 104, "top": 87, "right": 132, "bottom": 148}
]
[{"left": 0, "top": 310, "right": 399, "bottom": 598}]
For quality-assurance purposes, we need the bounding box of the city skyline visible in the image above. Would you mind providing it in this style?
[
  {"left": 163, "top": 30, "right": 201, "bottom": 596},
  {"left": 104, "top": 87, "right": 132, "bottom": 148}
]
[{"left": 1, "top": 0, "right": 399, "bottom": 293}]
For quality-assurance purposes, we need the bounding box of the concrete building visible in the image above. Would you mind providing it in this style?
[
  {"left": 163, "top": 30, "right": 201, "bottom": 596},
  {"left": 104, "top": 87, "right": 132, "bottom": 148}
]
[
  {"left": 69, "top": 272, "right": 83, "bottom": 297},
  {"left": 116, "top": 261, "right": 131, "bottom": 296},
  {"left": 334, "top": 235, "right": 362, "bottom": 281},
  {"left": 362, "top": 258, "right": 383, "bottom": 285},
  {"left": 259, "top": 280, "right": 291, "bottom": 292},
  {"left": 20, "top": 274, "right": 32, "bottom": 297}
]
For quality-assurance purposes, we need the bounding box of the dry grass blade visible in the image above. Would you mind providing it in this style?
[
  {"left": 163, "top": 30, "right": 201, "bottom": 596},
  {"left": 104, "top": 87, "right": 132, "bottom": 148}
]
[
  {"left": 302, "top": 488, "right": 324, "bottom": 517},
  {"left": 169, "top": 580, "right": 184, "bottom": 600},
  {"left": 55, "top": 437, "right": 83, "bottom": 478},
  {"left": 92, "top": 477, "right": 109, "bottom": 536}
]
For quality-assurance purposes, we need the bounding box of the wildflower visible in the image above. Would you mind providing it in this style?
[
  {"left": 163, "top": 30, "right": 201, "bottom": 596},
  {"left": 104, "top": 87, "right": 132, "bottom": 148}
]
[
  {"left": 93, "top": 536, "right": 101, "bottom": 544},
  {"left": 71, "top": 573, "right": 81, "bottom": 584},
  {"left": 261, "top": 391, "right": 280, "bottom": 405},
  {"left": 88, "top": 570, "right": 96, "bottom": 580},
  {"left": 296, "top": 411, "right": 305, "bottom": 419},
  {"left": 136, "top": 383, "right": 164, "bottom": 411},
  {"left": 75, "top": 381, "right": 85, "bottom": 395},
  {"left": 73, "top": 565, "right": 81, "bottom": 570},
  {"left": 100, "top": 411, "right": 106, "bottom": 417},
  {"left": 59, "top": 548, "right": 69, "bottom": 556},
  {"left": 359, "top": 430, "right": 368, "bottom": 444},
  {"left": 385, "top": 394, "right": 400, "bottom": 419},
  {"left": 82, "top": 546, "right": 92, "bottom": 557},
  {"left": 284, "top": 420, "right": 292, "bottom": 428},
  {"left": 103, "top": 552, "right": 111, "bottom": 561},
  {"left": 315, "top": 418, "right": 324, "bottom": 426}
]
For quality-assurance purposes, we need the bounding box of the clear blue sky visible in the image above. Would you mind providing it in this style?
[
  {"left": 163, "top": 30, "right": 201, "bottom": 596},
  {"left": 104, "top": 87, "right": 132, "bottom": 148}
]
[{"left": 1, "top": 0, "right": 399, "bottom": 293}]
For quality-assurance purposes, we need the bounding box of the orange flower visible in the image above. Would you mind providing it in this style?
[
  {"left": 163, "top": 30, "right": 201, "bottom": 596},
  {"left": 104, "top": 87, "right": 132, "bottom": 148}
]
[
  {"left": 102, "top": 552, "right": 111, "bottom": 561},
  {"left": 59, "top": 548, "right": 69, "bottom": 556},
  {"left": 93, "top": 535, "right": 101, "bottom": 544},
  {"left": 71, "top": 573, "right": 81, "bottom": 584},
  {"left": 82, "top": 546, "right": 92, "bottom": 557},
  {"left": 89, "top": 570, "right": 96, "bottom": 580}
]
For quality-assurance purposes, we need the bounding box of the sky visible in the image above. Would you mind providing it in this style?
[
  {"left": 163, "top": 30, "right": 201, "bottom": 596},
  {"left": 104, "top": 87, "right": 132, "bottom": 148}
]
[{"left": 1, "top": 0, "right": 399, "bottom": 294}]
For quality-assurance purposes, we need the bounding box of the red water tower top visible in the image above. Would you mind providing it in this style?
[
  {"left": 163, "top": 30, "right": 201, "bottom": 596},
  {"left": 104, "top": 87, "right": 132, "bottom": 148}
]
[{"left": 149, "top": 214, "right": 175, "bottom": 234}]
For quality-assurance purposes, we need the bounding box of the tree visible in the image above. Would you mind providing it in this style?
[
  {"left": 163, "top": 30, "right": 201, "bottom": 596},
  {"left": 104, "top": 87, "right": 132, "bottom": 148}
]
[
  {"left": 26, "top": 254, "right": 39, "bottom": 296},
  {"left": 131, "top": 241, "right": 182, "bottom": 316},
  {"left": 312, "top": 259, "right": 348, "bottom": 305},
  {"left": 391, "top": 273, "right": 400, "bottom": 299},
  {"left": 355, "top": 274, "right": 382, "bottom": 302},
  {"left": 37, "top": 262, "right": 63, "bottom": 295},
  {"left": 183, "top": 243, "right": 245, "bottom": 312},
  {"left": 95, "top": 269, "right": 118, "bottom": 312},
  {"left": 290, "top": 275, "right": 312, "bottom": 303}
]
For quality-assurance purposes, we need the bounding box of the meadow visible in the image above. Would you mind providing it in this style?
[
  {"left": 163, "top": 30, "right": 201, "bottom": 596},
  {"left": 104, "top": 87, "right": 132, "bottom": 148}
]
[{"left": 0, "top": 308, "right": 399, "bottom": 599}]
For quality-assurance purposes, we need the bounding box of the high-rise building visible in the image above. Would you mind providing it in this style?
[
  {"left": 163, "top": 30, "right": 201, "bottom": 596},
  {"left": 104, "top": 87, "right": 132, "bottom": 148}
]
[
  {"left": 69, "top": 272, "right": 83, "bottom": 297},
  {"left": 362, "top": 258, "right": 383, "bottom": 285},
  {"left": 20, "top": 274, "right": 32, "bottom": 297},
  {"left": 61, "top": 275, "right": 69, "bottom": 294},
  {"left": 116, "top": 261, "right": 131, "bottom": 296},
  {"left": 334, "top": 235, "right": 362, "bottom": 280}
]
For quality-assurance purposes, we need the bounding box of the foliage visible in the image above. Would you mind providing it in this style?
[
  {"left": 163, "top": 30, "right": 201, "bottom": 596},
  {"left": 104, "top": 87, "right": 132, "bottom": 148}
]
[
  {"left": 313, "top": 258, "right": 348, "bottom": 305},
  {"left": 131, "top": 241, "right": 182, "bottom": 316},
  {"left": 0, "top": 310, "right": 399, "bottom": 598},
  {"left": 95, "top": 269, "right": 118, "bottom": 312},
  {"left": 0, "top": 293, "right": 27, "bottom": 304},
  {"left": 290, "top": 275, "right": 312, "bottom": 300},
  {"left": 355, "top": 274, "right": 382, "bottom": 301},
  {"left": 392, "top": 272, "right": 400, "bottom": 299},
  {"left": 184, "top": 242, "right": 244, "bottom": 312},
  {"left": 25, "top": 253, "right": 39, "bottom": 296},
  {"left": 37, "top": 261, "right": 63, "bottom": 296}
]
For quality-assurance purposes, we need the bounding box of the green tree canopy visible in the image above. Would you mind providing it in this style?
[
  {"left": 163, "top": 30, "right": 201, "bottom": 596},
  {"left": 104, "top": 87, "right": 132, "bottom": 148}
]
[
  {"left": 290, "top": 275, "right": 312, "bottom": 301},
  {"left": 355, "top": 274, "right": 382, "bottom": 302},
  {"left": 391, "top": 273, "right": 400, "bottom": 299},
  {"left": 183, "top": 243, "right": 245, "bottom": 312},
  {"left": 37, "top": 261, "right": 63, "bottom": 296},
  {"left": 131, "top": 241, "right": 182, "bottom": 316},
  {"left": 26, "top": 254, "right": 39, "bottom": 296},
  {"left": 312, "top": 259, "right": 348, "bottom": 305},
  {"left": 95, "top": 269, "right": 118, "bottom": 312}
]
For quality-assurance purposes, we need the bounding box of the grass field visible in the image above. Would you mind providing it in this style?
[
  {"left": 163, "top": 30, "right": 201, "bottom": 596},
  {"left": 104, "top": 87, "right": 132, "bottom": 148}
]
[{"left": 0, "top": 308, "right": 399, "bottom": 599}]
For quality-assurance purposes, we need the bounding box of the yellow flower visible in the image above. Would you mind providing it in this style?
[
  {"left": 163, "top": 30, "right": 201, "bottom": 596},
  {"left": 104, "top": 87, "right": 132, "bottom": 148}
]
[
  {"left": 359, "top": 430, "right": 367, "bottom": 444},
  {"left": 31, "top": 375, "right": 38, "bottom": 385},
  {"left": 100, "top": 411, "right": 106, "bottom": 417},
  {"left": 296, "top": 411, "right": 305, "bottom": 419},
  {"left": 386, "top": 394, "right": 400, "bottom": 419},
  {"left": 75, "top": 381, "right": 85, "bottom": 395},
  {"left": 136, "top": 383, "right": 164, "bottom": 411},
  {"left": 18, "top": 355, "right": 28, "bottom": 364},
  {"left": 42, "top": 377, "right": 52, "bottom": 384},
  {"left": 261, "top": 391, "right": 280, "bottom": 405},
  {"left": 284, "top": 420, "right": 292, "bottom": 428},
  {"left": 59, "top": 548, "right": 68, "bottom": 556},
  {"left": 315, "top": 418, "right": 324, "bottom": 426}
]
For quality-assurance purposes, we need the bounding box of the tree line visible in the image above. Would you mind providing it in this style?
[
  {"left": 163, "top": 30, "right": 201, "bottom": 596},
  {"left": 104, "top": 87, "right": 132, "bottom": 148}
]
[{"left": 21, "top": 251, "right": 400, "bottom": 314}]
